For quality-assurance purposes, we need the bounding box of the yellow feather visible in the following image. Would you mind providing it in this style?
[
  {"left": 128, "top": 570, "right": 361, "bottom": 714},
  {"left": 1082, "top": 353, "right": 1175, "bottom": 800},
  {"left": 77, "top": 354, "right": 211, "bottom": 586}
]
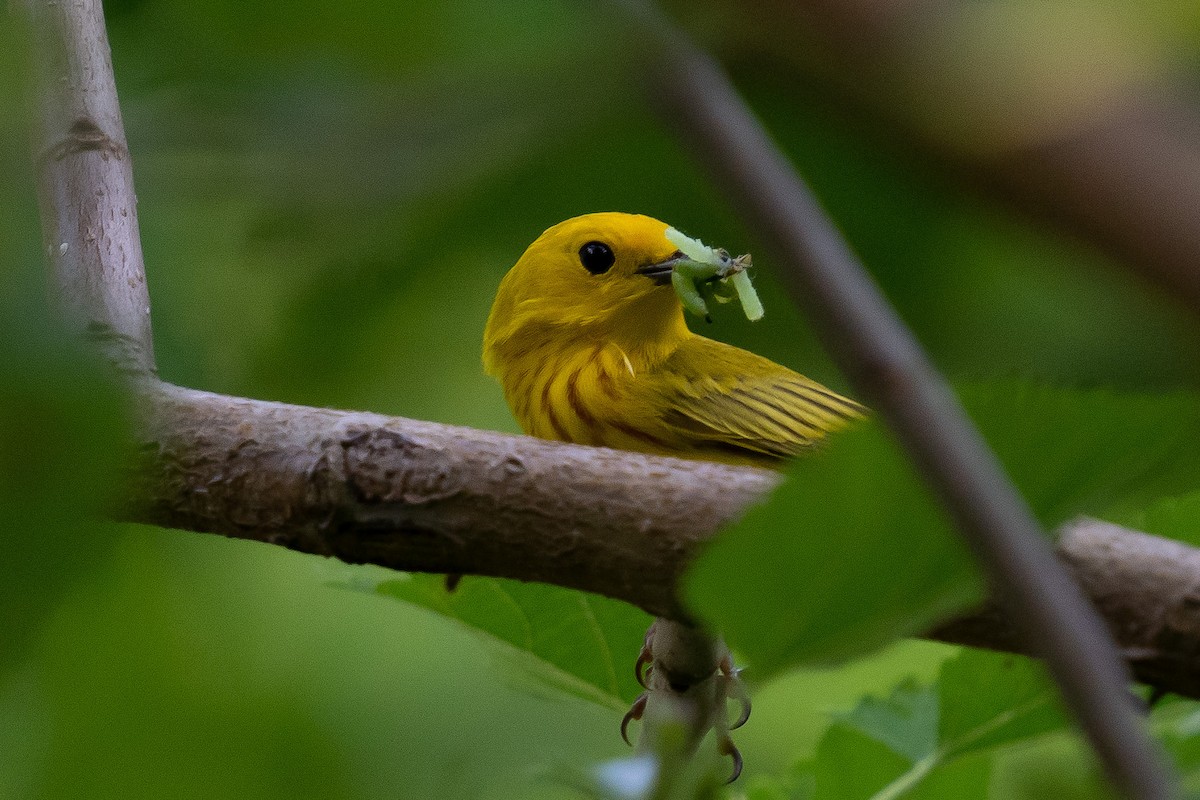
[{"left": 483, "top": 212, "right": 865, "bottom": 469}]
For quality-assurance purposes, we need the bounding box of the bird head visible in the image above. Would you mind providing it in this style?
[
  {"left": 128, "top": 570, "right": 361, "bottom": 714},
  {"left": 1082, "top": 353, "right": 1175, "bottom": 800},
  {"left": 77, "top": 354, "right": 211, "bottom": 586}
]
[{"left": 483, "top": 212, "right": 691, "bottom": 369}]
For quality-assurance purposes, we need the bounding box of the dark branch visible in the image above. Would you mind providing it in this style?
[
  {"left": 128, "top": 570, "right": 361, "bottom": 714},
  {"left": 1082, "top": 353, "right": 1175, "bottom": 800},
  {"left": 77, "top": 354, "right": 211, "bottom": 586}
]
[{"left": 612, "top": 1, "right": 1172, "bottom": 796}]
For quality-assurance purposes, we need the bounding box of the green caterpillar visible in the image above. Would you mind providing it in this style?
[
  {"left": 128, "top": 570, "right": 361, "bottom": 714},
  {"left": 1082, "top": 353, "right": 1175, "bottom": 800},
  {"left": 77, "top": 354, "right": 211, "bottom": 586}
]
[{"left": 664, "top": 227, "right": 763, "bottom": 323}]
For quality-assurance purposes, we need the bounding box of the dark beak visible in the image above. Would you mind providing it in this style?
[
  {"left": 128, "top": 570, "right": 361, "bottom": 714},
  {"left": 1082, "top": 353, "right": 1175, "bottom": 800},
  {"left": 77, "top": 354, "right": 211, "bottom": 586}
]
[{"left": 635, "top": 251, "right": 684, "bottom": 285}]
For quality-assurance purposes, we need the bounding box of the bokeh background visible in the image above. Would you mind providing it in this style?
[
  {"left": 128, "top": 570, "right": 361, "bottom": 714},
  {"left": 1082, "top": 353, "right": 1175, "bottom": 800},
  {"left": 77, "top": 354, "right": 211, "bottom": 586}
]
[{"left": 2, "top": 0, "right": 1199, "bottom": 798}]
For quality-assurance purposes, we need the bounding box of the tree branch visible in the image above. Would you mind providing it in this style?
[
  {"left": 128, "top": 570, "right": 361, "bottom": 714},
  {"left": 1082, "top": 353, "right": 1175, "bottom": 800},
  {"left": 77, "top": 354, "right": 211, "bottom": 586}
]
[
  {"left": 611, "top": 2, "right": 1172, "bottom": 796},
  {"left": 16, "top": 2, "right": 1195, "bottom": 794},
  {"left": 129, "top": 382, "right": 778, "bottom": 621},
  {"left": 18, "top": 0, "right": 155, "bottom": 375},
  {"left": 125, "top": 382, "right": 1200, "bottom": 702},
  {"left": 932, "top": 519, "right": 1200, "bottom": 701}
]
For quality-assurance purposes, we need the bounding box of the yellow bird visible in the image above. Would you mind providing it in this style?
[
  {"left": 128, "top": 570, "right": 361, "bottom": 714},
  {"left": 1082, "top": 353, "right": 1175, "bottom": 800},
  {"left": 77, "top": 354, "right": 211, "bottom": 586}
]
[
  {"left": 483, "top": 212, "right": 865, "bottom": 777},
  {"left": 483, "top": 212, "right": 865, "bottom": 469}
]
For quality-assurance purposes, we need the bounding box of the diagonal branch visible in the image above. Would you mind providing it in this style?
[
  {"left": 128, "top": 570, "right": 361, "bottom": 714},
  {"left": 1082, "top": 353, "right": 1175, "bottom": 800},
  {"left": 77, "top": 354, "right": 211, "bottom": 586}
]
[
  {"left": 610, "top": 1, "right": 1172, "bottom": 796},
  {"left": 15, "top": 2, "right": 1194, "bottom": 794}
]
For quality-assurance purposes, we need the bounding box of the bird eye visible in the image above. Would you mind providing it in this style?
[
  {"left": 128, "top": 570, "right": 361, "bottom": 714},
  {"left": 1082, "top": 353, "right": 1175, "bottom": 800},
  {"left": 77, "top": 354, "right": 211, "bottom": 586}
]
[{"left": 578, "top": 241, "right": 615, "bottom": 275}]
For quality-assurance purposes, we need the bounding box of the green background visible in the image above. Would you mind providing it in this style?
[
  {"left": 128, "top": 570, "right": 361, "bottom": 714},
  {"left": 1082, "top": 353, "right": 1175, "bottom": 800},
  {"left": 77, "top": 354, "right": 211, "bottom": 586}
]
[{"left": 2, "top": 1, "right": 1198, "bottom": 798}]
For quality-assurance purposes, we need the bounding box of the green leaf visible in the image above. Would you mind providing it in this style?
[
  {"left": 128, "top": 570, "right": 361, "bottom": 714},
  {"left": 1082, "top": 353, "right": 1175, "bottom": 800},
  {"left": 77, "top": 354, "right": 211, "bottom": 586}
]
[
  {"left": 371, "top": 574, "right": 652, "bottom": 707},
  {"left": 838, "top": 681, "right": 939, "bottom": 763},
  {"left": 686, "top": 421, "right": 981, "bottom": 673},
  {"left": 809, "top": 724, "right": 913, "bottom": 800},
  {"left": 742, "top": 777, "right": 797, "bottom": 800},
  {"left": 1158, "top": 704, "right": 1200, "bottom": 798},
  {"left": 935, "top": 651, "right": 1064, "bottom": 759},
  {"left": 961, "top": 383, "right": 1200, "bottom": 526},
  {"left": 900, "top": 755, "right": 993, "bottom": 800},
  {"left": 800, "top": 650, "right": 1064, "bottom": 799},
  {"left": 686, "top": 383, "right": 1200, "bottom": 676}
]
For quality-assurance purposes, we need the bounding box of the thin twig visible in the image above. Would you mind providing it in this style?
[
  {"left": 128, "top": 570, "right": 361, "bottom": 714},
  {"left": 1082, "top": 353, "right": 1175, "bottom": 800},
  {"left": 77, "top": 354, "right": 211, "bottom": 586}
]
[{"left": 610, "top": 1, "right": 1173, "bottom": 796}]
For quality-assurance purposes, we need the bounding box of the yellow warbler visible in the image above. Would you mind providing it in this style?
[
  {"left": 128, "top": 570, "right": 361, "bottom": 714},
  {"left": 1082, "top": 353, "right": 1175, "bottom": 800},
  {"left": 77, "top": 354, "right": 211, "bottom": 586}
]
[
  {"left": 483, "top": 212, "right": 864, "bottom": 468},
  {"left": 482, "top": 212, "right": 866, "bottom": 778}
]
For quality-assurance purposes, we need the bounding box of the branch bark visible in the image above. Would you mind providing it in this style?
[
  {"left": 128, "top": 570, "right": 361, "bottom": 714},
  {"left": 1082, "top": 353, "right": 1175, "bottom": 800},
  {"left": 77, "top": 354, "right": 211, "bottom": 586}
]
[
  {"left": 129, "top": 382, "right": 778, "bottom": 620},
  {"left": 125, "top": 382, "right": 1200, "bottom": 702},
  {"left": 933, "top": 519, "right": 1200, "bottom": 701},
  {"left": 19, "top": 0, "right": 155, "bottom": 374}
]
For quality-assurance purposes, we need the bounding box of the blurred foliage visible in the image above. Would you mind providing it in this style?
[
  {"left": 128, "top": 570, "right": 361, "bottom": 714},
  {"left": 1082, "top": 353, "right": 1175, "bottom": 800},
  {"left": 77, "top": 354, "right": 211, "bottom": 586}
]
[
  {"left": 761, "top": 650, "right": 1074, "bottom": 800},
  {"left": 687, "top": 384, "right": 1200, "bottom": 676},
  {"left": 3, "top": 0, "right": 1200, "bottom": 798},
  {"left": 688, "top": 421, "right": 979, "bottom": 673},
  {"left": 0, "top": 312, "right": 128, "bottom": 678},
  {"left": 1136, "top": 491, "right": 1200, "bottom": 547}
]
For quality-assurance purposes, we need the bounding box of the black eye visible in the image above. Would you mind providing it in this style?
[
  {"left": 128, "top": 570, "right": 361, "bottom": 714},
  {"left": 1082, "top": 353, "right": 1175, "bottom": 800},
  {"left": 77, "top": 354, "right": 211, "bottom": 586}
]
[{"left": 578, "top": 241, "right": 615, "bottom": 275}]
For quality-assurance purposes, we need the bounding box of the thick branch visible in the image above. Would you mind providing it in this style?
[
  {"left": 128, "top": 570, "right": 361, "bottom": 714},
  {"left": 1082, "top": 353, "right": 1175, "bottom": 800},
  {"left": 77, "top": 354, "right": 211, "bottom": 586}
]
[
  {"left": 128, "top": 382, "right": 1200, "bottom": 701},
  {"left": 130, "top": 382, "right": 779, "bottom": 620},
  {"left": 933, "top": 519, "right": 1200, "bottom": 700}
]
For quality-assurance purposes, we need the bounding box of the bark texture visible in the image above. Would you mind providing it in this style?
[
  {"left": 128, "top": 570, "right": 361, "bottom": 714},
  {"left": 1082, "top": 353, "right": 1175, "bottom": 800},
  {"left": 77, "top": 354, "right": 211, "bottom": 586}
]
[
  {"left": 933, "top": 519, "right": 1200, "bottom": 700},
  {"left": 21, "top": 0, "right": 155, "bottom": 374},
  {"left": 125, "top": 382, "right": 1200, "bottom": 702},
  {"left": 130, "top": 382, "right": 779, "bottom": 620}
]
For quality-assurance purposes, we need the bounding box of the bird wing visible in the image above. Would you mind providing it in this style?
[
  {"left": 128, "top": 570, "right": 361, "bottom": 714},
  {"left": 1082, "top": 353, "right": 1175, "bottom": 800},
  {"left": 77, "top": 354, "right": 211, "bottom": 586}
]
[{"left": 644, "top": 336, "right": 866, "bottom": 465}]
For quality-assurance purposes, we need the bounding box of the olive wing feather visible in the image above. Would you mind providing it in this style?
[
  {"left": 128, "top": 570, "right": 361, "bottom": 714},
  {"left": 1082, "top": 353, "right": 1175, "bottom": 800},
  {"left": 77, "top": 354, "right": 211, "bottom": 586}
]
[{"left": 647, "top": 338, "right": 866, "bottom": 463}]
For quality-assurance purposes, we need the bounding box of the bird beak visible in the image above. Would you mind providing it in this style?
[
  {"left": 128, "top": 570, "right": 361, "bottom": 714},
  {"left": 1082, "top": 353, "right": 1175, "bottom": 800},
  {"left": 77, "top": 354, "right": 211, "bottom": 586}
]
[{"left": 635, "top": 251, "right": 684, "bottom": 285}]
